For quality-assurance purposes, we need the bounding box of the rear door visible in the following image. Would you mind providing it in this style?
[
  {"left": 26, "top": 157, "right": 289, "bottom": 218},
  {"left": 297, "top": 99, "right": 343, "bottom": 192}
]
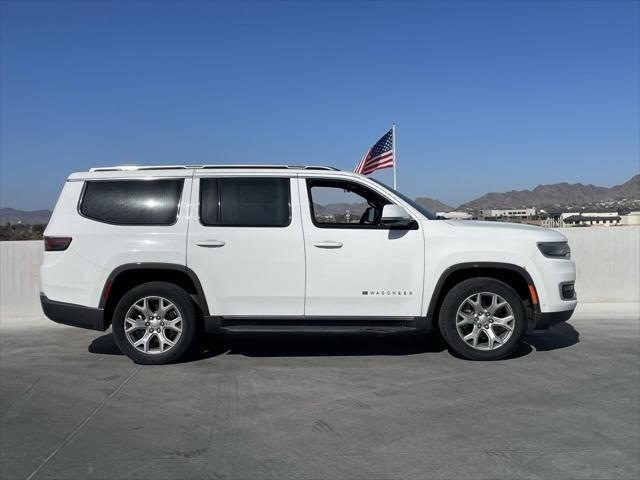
[
  {"left": 299, "top": 176, "right": 425, "bottom": 317},
  {"left": 187, "top": 172, "right": 305, "bottom": 316}
]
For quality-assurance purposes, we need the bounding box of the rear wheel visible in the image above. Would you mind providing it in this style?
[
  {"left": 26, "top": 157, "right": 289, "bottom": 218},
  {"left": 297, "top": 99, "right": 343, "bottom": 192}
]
[
  {"left": 438, "top": 277, "right": 527, "bottom": 360},
  {"left": 112, "top": 282, "right": 199, "bottom": 364}
]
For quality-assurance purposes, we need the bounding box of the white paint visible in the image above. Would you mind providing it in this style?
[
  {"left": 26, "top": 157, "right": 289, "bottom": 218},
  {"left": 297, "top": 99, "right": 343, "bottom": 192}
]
[
  {"left": 422, "top": 219, "right": 576, "bottom": 314},
  {"left": 1, "top": 227, "right": 638, "bottom": 318},
  {"left": 41, "top": 174, "right": 193, "bottom": 308},
  {"left": 298, "top": 178, "right": 424, "bottom": 317},
  {"left": 187, "top": 175, "right": 306, "bottom": 316},
  {"left": 3, "top": 165, "right": 636, "bottom": 320}
]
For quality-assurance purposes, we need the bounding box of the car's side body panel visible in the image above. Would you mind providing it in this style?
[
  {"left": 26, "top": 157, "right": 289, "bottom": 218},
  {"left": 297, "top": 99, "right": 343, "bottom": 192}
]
[
  {"left": 41, "top": 166, "right": 577, "bottom": 338},
  {"left": 297, "top": 176, "right": 425, "bottom": 317},
  {"left": 186, "top": 172, "right": 306, "bottom": 316},
  {"left": 41, "top": 170, "right": 193, "bottom": 309},
  {"left": 419, "top": 220, "right": 577, "bottom": 315}
]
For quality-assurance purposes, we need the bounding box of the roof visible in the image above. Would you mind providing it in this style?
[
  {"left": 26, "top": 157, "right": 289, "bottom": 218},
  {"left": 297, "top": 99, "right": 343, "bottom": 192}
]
[
  {"left": 564, "top": 215, "right": 621, "bottom": 222},
  {"left": 67, "top": 164, "right": 361, "bottom": 182},
  {"left": 88, "top": 164, "right": 340, "bottom": 172}
]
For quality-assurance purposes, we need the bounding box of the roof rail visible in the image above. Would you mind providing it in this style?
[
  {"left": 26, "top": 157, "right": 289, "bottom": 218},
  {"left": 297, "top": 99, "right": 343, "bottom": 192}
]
[
  {"left": 89, "top": 164, "right": 341, "bottom": 172},
  {"left": 89, "top": 165, "right": 196, "bottom": 172},
  {"left": 200, "top": 165, "right": 339, "bottom": 171}
]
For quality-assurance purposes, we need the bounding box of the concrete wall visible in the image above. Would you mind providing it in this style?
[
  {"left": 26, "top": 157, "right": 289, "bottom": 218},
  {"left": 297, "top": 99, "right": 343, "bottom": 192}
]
[
  {"left": 1, "top": 227, "right": 639, "bottom": 318},
  {"left": 1, "top": 241, "right": 44, "bottom": 318},
  {"left": 558, "top": 226, "right": 640, "bottom": 304}
]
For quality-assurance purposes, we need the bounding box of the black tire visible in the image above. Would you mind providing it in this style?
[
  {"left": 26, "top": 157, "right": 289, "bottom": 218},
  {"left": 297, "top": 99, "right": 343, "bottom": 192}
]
[
  {"left": 438, "top": 277, "right": 527, "bottom": 361},
  {"left": 112, "top": 281, "right": 199, "bottom": 364}
]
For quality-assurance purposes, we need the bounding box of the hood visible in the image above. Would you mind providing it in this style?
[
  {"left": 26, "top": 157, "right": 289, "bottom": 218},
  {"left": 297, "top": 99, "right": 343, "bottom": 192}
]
[{"left": 442, "top": 220, "right": 567, "bottom": 242}]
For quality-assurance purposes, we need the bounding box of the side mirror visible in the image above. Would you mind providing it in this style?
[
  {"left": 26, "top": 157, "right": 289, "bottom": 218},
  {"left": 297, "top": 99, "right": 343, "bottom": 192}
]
[{"left": 381, "top": 204, "right": 415, "bottom": 228}]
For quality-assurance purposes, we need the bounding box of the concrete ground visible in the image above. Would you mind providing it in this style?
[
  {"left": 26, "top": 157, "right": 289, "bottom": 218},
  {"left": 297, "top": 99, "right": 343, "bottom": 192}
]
[{"left": 1, "top": 305, "right": 638, "bottom": 480}]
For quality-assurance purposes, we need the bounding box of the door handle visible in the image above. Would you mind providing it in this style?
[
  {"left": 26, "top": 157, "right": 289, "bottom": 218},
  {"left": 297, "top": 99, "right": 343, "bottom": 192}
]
[
  {"left": 313, "top": 241, "right": 343, "bottom": 249},
  {"left": 196, "top": 240, "right": 226, "bottom": 248}
]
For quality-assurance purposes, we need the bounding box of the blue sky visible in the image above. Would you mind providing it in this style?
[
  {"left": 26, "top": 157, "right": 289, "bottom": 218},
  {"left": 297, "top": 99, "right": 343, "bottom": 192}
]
[{"left": 1, "top": 0, "right": 638, "bottom": 210}]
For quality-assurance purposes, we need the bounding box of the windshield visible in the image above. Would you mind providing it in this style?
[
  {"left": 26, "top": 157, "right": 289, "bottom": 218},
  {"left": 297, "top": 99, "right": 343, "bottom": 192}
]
[{"left": 370, "top": 178, "right": 437, "bottom": 220}]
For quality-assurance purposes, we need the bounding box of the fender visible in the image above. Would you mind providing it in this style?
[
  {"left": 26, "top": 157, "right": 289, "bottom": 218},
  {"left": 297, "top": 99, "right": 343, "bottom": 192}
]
[
  {"left": 99, "top": 262, "right": 210, "bottom": 316},
  {"left": 425, "top": 261, "right": 541, "bottom": 321}
]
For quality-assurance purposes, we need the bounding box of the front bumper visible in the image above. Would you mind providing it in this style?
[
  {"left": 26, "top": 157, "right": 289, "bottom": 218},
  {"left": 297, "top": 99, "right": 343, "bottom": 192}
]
[
  {"left": 528, "top": 254, "right": 577, "bottom": 312},
  {"left": 533, "top": 307, "right": 575, "bottom": 331},
  {"left": 40, "top": 293, "right": 108, "bottom": 331}
]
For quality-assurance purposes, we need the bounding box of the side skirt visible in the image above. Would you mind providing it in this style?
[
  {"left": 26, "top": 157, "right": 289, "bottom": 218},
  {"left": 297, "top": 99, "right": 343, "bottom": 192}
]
[{"left": 203, "top": 316, "right": 430, "bottom": 335}]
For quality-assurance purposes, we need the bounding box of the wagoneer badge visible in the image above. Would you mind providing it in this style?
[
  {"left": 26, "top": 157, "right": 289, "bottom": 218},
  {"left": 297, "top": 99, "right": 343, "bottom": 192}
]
[{"left": 362, "top": 290, "right": 413, "bottom": 296}]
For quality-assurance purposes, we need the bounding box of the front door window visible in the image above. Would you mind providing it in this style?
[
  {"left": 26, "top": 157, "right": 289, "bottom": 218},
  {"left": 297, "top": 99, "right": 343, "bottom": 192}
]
[{"left": 307, "top": 179, "right": 391, "bottom": 228}]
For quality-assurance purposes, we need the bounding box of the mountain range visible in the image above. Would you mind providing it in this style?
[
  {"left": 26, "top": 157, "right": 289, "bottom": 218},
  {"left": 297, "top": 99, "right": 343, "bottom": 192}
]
[
  {"left": 415, "top": 197, "right": 453, "bottom": 213},
  {"left": 459, "top": 175, "right": 639, "bottom": 210},
  {"left": 1, "top": 175, "right": 638, "bottom": 223},
  {"left": 0, "top": 208, "right": 52, "bottom": 225}
]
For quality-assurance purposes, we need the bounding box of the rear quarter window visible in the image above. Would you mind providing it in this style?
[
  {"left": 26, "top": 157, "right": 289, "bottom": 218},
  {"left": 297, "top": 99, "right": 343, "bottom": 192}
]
[{"left": 79, "top": 179, "right": 184, "bottom": 225}]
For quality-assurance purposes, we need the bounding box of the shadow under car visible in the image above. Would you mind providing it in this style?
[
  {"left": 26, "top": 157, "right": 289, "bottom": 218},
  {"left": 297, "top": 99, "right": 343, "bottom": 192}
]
[{"left": 88, "top": 322, "right": 579, "bottom": 362}]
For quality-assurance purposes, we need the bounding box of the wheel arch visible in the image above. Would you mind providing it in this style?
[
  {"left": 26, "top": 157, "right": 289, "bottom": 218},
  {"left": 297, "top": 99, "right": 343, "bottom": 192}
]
[
  {"left": 100, "top": 263, "right": 210, "bottom": 329},
  {"left": 426, "top": 262, "right": 540, "bottom": 330}
]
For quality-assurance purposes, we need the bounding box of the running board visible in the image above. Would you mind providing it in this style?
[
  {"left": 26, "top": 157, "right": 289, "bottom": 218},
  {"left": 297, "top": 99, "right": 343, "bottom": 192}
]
[
  {"left": 220, "top": 325, "right": 421, "bottom": 334},
  {"left": 204, "top": 316, "right": 429, "bottom": 335}
]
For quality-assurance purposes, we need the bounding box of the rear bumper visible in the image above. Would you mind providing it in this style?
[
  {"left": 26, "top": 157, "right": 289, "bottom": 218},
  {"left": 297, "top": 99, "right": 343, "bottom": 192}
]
[
  {"left": 40, "top": 293, "right": 108, "bottom": 331},
  {"left": 533, "top": 307, "right": 575, "bottom": 331}
]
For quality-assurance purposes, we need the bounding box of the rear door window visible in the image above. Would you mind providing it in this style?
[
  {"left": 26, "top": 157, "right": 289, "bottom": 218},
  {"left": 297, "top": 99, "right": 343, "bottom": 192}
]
[
  {"left": 200, "top": 177, "right": 291, "bottom": 227},
  {"left": 80, "top": 179, "right": 184, "bottom": 225}
]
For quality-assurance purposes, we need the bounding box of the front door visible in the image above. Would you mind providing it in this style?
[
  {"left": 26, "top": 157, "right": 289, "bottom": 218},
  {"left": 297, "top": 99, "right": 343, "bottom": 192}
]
[
  {"left": 300, "top": 177, "right": 424, "bottom": 317},
  {"left": 187, "top": 173, "right": 305, "bottom": 316}
]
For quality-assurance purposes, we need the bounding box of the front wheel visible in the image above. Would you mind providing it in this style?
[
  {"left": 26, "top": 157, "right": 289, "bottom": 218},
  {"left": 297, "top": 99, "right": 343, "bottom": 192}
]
[
  {"left": 438, "top": 277, "right": 527, "bottom": 360},
  {"left": 112, "top": 282, "right": 199, "bottom": 364}
]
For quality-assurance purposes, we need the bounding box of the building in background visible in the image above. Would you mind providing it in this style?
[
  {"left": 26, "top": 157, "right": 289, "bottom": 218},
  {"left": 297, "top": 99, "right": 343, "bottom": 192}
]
[
  {"left": 540, "top": 210, "right": 640, "bottom": 228},
  {"left": 481, "top": 208, "right": 537, "bottom": 222},
  {"left": 476, "top": 208, "right": 640, "bottom": 228},
  {"left": 436, "top": 211, "right": 475, "bottom": 220},
  {"left": 620, "top": 211, "right": 640, "bottom": 225},
  {"left": 561, "top": 211, "right": 621, "bottom": 227}
]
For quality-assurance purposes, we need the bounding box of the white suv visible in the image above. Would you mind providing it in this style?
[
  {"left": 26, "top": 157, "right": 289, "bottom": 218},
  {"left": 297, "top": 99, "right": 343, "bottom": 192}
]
[{"left": 41, "top": 165, "right": 577, "bottom": 363}]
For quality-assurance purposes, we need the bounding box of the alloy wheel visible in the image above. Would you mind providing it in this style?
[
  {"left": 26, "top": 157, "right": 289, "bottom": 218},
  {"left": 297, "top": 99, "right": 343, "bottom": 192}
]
[
  {"left": 124, "top": 296, "right": 183, "bottom": 354},
  {"left": 455, "top": 292, "right": 515, "bottom": 351}
]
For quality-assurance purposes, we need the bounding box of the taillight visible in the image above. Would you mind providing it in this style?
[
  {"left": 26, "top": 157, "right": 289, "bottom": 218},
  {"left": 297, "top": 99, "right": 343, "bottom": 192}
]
[{"left": 44, "top": 236, "right": 72, "bottom": 251}]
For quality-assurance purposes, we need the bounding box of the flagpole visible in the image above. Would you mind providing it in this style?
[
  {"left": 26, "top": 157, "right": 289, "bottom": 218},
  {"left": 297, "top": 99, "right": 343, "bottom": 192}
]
[{"left": 392, "top": 123, "right": 397, "bottom": 190}]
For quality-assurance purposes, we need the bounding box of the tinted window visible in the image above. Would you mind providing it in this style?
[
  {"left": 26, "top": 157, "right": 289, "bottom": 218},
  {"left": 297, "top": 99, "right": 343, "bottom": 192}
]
[
  {"left": 80, "top": 179, "right": 183, "bottom": 225},
  {"left": 200, "top": 177, "right": 291, "bottom": 227}
]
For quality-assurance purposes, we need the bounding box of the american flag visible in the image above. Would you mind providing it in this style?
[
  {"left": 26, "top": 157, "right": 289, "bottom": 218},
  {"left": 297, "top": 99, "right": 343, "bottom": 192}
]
[{"left": 354, "top": 128, "right": 394, "bottom": 175}]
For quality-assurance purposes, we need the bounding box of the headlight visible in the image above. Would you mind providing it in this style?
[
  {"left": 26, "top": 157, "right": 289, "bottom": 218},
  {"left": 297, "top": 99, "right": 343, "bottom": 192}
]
[{"left": 537, "top": 242, "right": 571, "bottom": 259}]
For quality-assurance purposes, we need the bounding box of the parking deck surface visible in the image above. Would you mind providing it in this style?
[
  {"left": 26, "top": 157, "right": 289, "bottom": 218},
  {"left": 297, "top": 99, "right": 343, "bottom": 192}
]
[{"left": 1, "top": 307, "right": 638, "bottom": 480}]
